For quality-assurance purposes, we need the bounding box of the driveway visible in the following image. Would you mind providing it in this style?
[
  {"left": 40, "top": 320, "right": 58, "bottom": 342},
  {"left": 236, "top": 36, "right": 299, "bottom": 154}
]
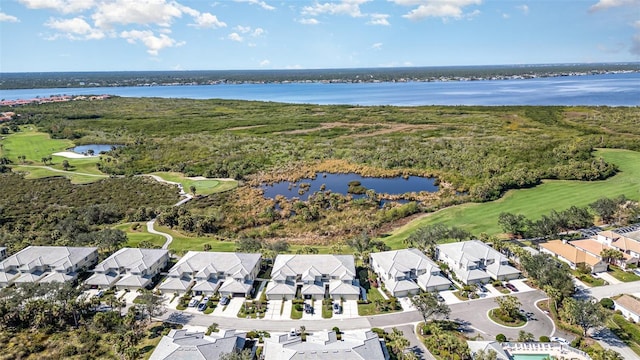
[
  {"left": 592, "top": 328, "right": 639, "bottom": 360},
  {"left": 593, "top": 272, "right": 621, "bottom": 285},
  {"left": 301, "top": 300, "right": 322, "bottom": 320},
  {"left": 333, "top": 300, "right": 358, "bottom": 319},
  {"left": 212, "top": 297, "right": 244, "bottom": 318},
  {"left": 265, "top": 300, "right": 282, "bottom": 320},
  {"left": 582, "top": 280, "right": 640, "bottom": 300}
]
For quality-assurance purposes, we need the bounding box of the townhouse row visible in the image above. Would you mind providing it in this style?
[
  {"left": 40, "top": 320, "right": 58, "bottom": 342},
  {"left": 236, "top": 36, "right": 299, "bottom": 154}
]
[
  {"left": 539, "top": 229, "right": 640, "bottom": 273},
  {"left": 0, "top": 239, "right": 521, "bottom": 299}
]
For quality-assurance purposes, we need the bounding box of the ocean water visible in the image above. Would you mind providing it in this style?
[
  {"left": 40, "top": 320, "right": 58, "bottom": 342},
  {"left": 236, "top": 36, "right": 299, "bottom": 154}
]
[{"left": 0, "top": 72, "right": 638, "bottom": 106}]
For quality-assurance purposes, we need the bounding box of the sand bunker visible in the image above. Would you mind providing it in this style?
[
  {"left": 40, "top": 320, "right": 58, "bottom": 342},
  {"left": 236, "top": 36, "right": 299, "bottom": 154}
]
[{"left": 52, "top": 151, "right": 98, "bottom": 159}]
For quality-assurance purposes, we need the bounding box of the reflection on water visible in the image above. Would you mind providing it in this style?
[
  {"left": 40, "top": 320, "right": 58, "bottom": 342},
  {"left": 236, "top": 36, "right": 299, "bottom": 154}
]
[
  {"left": 71, "top": 144, "right": 121, "bottom": 154},
  {"left": 260, "top": 173, "right": 438, "bottom": 201}
]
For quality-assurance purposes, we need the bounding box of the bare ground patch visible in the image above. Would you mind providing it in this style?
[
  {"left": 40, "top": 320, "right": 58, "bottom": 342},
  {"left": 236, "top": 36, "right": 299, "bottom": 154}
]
[
  {"left": 276, "top": 122, "right": 437, "bottom": 137},
  {"left": 226, "top": 125, "right": 266, "bottom": 131}
]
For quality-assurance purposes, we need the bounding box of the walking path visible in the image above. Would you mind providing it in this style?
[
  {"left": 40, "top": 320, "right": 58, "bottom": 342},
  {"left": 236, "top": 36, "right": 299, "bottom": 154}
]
[{"left": 144, "top": 174, "right": 194, "bottom": 249}]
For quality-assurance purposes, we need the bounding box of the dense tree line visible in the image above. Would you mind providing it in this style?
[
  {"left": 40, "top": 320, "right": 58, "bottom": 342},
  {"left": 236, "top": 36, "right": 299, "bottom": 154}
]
[
  {"left": 0, "top": 173, "right": 179, "bottom": 252},
  {"left": 498, "top": 206, "right": 594, "bottom": 239}
]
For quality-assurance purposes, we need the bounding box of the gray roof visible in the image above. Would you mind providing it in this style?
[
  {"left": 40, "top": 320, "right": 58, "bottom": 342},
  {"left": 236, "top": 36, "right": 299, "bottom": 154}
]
[
  {"left": 219, "top": 279, "right": 252, "bottom": 294},
  {"left": 467, "top": 341, "right": 510, "bottom": 360},
  {"left": 271, "top": 254, "right": 356, "bottom": 281},
  {"left": 264, "top": 330, "right": 388, "bottom": 360},
  {"left": 93, "top": 248, "right": 168, "bottom": 273},
  {"left": 149, "top": 329, "right": 246, "bottom": 360},
  {"left": 0, "top": 246, "right": 97, "bottom": 272},
  {"left": 159, "top": 277, "right": 193, "bottom": 292},
  {"left": 167, "top": 251, "right": 261, "bottom": 279},
  {"left": 85, "top": 272, "right": 120, "bottom": 287},
  {"left": 371, "top": 248, "right": 438, "bottom": 278},
  {"left": 385, "top": 278, "right": 419, "bottom": 293},
  {"left": 437, "top": 240, "right": 519, "bottom": 282},
  {"left": 266, "top": 282, "right": 296, "bottom": 296},
  {"left": 116, "top": 274, "right": 151, "bottom": 288}
]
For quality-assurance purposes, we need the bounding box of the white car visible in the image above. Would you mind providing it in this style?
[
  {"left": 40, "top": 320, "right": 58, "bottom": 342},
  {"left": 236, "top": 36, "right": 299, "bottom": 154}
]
[{"left": 551, "top": 336, "right": 569, "bottom": 345}]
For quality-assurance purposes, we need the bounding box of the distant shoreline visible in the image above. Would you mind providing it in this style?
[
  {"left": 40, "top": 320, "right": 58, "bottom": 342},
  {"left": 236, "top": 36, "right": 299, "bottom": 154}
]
[{"left": 1, "top": 63, "right": 638, "bottom": 90}]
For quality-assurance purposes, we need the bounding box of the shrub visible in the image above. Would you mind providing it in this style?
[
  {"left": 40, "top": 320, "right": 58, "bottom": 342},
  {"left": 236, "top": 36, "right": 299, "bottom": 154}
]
[
  {"left": 371, "top": 328, "right": 386, "bottom": 338},
  {"left": 496, "top": 334, "right": 507, "bottom": 342},
  {"left": 599, "top": 298, "right": 614, "bottom": 310},
  {"left": 539, "top": 336, "right": 550, "bottom": 342},
  {"left": 332, "top": 326, "right": 340, "bottom": 334}
]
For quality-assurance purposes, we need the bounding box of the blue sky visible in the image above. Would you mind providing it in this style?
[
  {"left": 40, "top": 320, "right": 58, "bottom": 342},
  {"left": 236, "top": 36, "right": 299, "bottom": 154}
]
[{"left": 1, "top": 0, "right": 639, "bottom": 72}]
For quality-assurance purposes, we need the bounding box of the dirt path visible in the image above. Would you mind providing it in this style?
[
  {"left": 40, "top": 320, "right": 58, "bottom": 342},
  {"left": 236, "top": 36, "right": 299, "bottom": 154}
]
[{"left": 144, "top": 175, "right": 194, "bottom": 249}]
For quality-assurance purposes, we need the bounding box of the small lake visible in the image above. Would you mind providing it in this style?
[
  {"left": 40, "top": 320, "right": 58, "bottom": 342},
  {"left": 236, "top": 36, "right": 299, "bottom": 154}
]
[
  {"left": 71, "top": 144, "right": 121, "bottom": 154},
  {"left": 260, "top": 173, "right": 438, "bottom": 201}
]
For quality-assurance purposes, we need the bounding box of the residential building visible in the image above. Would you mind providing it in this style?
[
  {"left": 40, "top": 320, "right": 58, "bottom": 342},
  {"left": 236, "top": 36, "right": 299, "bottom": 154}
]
[
  {"left": 614, "top": 294, "right": 640, "bottom": 323},
  {"left": 370, "top": 248, "right": 451, "bottom": 297},
  {"left": 570, "top": 239, "right": 638, "bottom": 269},
  {"left": 263, "top": 330, "right": 389, "bottom": 360},
  {"left": 0, "top": 246, "right": 98, "bottom": 287},
  {"left": 597, "top": 230, "right": 640, "bottom": 259},
  {"left": 436, "top": 240, "right": 520, "bottom": 284},
  {"left": 158, "top": 251, "right": 261, "bottom": 297},
  {"left": 149, "top": 329, "right": 249, "bottom": 360},
  {"left": 467, "top": 341, "right": 510, "bottom": 360},
  {"left": 539, "top": 240, "right": 608, "bottom": 273},
  {"left": 266, "top": 254, "right": 360, "bottom": 300},
  {"left": 85, "top": 248, "right": 169, "bottom": 290}
]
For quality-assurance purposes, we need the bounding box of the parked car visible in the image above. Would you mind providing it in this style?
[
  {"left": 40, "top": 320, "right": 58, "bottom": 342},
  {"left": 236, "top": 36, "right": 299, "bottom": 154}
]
[
  {"left": 202, "top": 296, "right": 209, "bottom": 304},
  {"left": 551, "top": 337, "right": 569, "bottom": 345},
  {"left": 479, "top": 285, "right": 488, "bottom": 293},
  {"left": 95, "top": 290, "right": 105, "bottom": 298},
  {"left": 333, "top": 302, "right": 342, "bottom": 314},
  {"left": 436, "top": 294, "right": 445, "bottom": 302},
  {"left": 290, "top": 328, "right": 300, "bottom": 337},
  {"left": 197, "top": 302, "right": 207, "bottom": 311},
  {"left": 505, "top": 283, "right": 519, "bottom": 292},
  {"left": 304, "top": 303, "right": 313, "bottom": 314},
  {"left": 219, "top": 296, "right": 230, "bottom": 306},
  {"left": 188, "top": 298, "right": 200, "bottom": 307}
]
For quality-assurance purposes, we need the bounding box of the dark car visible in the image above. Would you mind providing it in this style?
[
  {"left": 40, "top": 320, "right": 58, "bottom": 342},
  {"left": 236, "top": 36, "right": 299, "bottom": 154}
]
[
  {"left": 197, "top": 302, "right": 207, "bottom": 311},
  {"left": 333, "top": 302, "right": 341, "bottom": 314},
  {"left": 505, "top": 283, "right": 519, "bottom": 292},
  {"left": 304, "top": 303, "right": 313, "bottom": 314}
]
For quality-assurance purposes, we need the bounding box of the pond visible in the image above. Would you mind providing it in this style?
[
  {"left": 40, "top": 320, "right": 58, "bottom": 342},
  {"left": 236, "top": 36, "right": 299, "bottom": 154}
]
[
  {"left": 71, "top": 144, "right": 122, "bottom": 154},
  {"left": 260, "top": 173, "right": 439, "bottom": 201}
]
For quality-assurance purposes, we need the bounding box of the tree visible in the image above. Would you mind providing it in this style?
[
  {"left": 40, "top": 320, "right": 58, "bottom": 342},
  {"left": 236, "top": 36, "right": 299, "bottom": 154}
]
[
  {"left": 600, "top": 248, "right": 623, "bottom": 265},
  {"left": 206, "top": 322, "right": 219, "bottom": 335},
  {"left": 135, "top": 290, "right": 164, "bottom": 323},
  {"left": 590, "top": 197, "right": 620, "bottom": 224},
  {"left": 495, "top": 295, "right": 521, "bottom": 320},
  {"left": 498, "top": 212, "right": 528, "bottom": 237},
  {"left": 411, "top": 292, "right": 451, "bottom": 324},
  {"left": 474, "top": 349, "right": 499, "bottom": 360},
  {"left": 220, "top": 349, "right": 253, "bottom": 360},
  {"left": 62, "top": 159, "right": 70, "bottom": 170},
  {"left": 189, "top": 185, "right": 197, "bottom": 196},
  {"left": 562, "top": 297, "right": 606, "bottom": 337},
  {"left": 590, "top": 348, "right": 624, "bottom": 360},
  {"left": 517, "top": 330, "right": 534, "bottom": 342},
  {"left": 235, "top": 237, "right": 262, "bottom": 253},
  {"left": 387, "top": 327, "right": 410, "bottom": 358},
  {"left": 346, "top": 230, "right": 383, "bottom": 264}
]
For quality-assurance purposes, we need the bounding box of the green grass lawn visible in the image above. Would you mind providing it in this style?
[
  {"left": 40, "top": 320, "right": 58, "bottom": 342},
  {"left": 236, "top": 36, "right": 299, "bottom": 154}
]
[
  {"left": 608, "top": 266, "right": 640, "bottom": 282},
  {"left": 150, "top": 172, "right": 238, "bottom": 195},
  {"left": 116, "top": 223, "right": 166, "bottom": 248},
  {"left": 0, "top": 126, "right": 73, "bottom": 162},
  {"left": 153, "top": 225, "right": 237, "bottom": 254},
  {"left": 383, "top": 149, "right": 640, "bottom": 246}
]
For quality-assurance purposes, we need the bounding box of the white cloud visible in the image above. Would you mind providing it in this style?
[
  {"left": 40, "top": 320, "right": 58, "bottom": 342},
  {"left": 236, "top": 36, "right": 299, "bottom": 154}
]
[
  {"left": 259, "top": 59, "right": 270, "bottom": 66},
  {"left": 0, "top": 12, "right": 19, "bottom": 22},
  {"left": 235, "top": 25, "right": 251, "bottom": 33},
  {"left": 191, "top": 12, "right": 226, "bottom": 28},
  {"left": 19, "top": 0, "right": 95, "bottom": 14},
  {"left": 302, "top": 0, "right": 370, "bottom": 18},
  {"left": 120, "top": 29, "right": 184, "bottom": 55},
  {"left": 234, "top": 0, "right": 275, "bottom": 11},
  {"left": 517, "top": 4, "right": 529, "bottom": 15},
  {"left": 391, "top": 0, "right": 482, "bottom": 21},
  {"left": 234, "top": 26, "right": 265, "bottom": 37},
  {"left": 285, "top": 64, "right": 303, "bottom": 69},
  {"left": 590, "top": 0, "right": 640, "bottom": 12},
  {"left": 299, "top": 18, "right": 320, "bottom": 25},
  {"left": 228, "top": 32, "right": 243, "bottom": 42},
  {"left": 502, "top": 13, "right": 509, "bottom": 19},
  {"left": 368, "top": 13, "right": 390, "bottom": 26},
  {"left": 92, "top": 0, "right": 183, "bottom": 29},
  {"left": 371, "top": 42, "right": 383, "bottom": 50},
  {"left": 45, "top": 17, "right": 105, "bottom": 39},
  {"left": 252, "top": 27, "right": 265, "bottom": 36}
]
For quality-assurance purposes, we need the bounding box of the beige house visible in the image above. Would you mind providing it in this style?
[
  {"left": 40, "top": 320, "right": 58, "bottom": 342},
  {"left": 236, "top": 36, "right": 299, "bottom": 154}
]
[
  {"left": 539, "top": 240, "right": 608, "bottom": 273},
  {"left": 614, "top": 294, "right": 640, "bottom": 323},
  {"left": 570, "top": 238, "right": 638, "bottom": 269},
  {"left": 597, "top": 230, "right": 640, "bottom": 260},
  {"left": 266, "top": 254, "right": 360, "bottom": 300},
  {"left": 0, "top": 246, "right": 98, "bottom": 287},
  {"left": 370, "top": 248, "right": 451, "bottom": 297},
  {"left": 158, "top": 251, "right": 261, "bottom": 297},
  {"left": 85, "top": 248, "right": 169, "bottom": 290}
]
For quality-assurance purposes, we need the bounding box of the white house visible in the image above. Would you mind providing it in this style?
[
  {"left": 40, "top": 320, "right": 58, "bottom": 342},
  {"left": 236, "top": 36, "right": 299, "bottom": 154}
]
[
  {"left": 85, "top": 248, "right": 169, "bottom": 290},
  {"left": 158, "top": 251, "right": 261, "bottom": 297},
  {"left": 0, "top": 246, "right": 98, "bottom": 287},
  {"left": 370, "top": 248, "right": 451, "bottom": 297},
  {"left": 437, "top": 240, "right": 520, "bottom": 284},
  {"left": 614, "top": 294, "right": 640, "bottom": 323},
  {"left": 149, "top": 329, "right": 249, "bottom": 360},
  {"left": 266, "top": 254, "right": 360, "bottom": 300},
  {"left": 597, "top": 230, "right": 640, "bottom": 259},
  {"left": 570, "top": 238, "right": 638, "bottom": 269},
  {"left": 263, "top": 330, "right": 389, "bottom": 360}
]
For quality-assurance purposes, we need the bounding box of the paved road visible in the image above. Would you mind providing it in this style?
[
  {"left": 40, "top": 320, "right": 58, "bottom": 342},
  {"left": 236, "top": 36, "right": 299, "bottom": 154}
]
[
  {"left": 592, "top": 328, "right": 639, "bottom": 360},
  {"left": 581, "top": 280, "right": 640, "bottom": 300},
  {"left": 387, "top": 324, "right": 436, "bottom": 360}
]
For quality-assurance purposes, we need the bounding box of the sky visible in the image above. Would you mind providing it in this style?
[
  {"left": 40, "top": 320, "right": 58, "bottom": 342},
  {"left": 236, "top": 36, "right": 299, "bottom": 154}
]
[{"left": 0, "top": 0, "right": 639, "bottom": 72}]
